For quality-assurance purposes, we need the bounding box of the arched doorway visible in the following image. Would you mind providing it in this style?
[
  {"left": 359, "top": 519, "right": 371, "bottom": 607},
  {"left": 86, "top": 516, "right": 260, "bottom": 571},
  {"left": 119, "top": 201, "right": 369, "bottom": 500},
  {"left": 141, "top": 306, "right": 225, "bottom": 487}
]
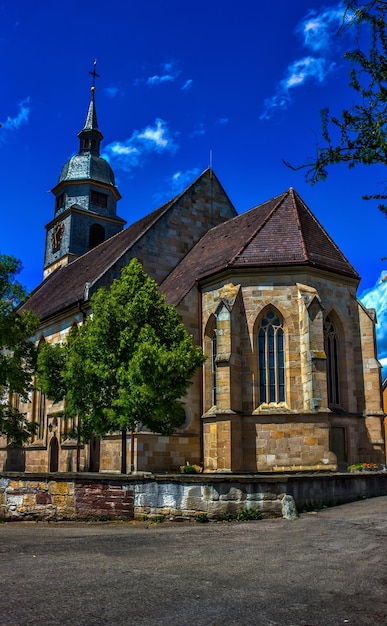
[{"left": 49, "top": 435, "right": 59, "bottom": 472}]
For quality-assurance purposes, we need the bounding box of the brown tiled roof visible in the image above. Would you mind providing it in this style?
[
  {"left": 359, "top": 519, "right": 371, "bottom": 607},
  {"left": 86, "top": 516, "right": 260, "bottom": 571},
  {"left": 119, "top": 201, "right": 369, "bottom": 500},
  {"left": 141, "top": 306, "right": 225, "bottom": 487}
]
[
  {"left": 161, "top": 188, "right": 359, "bottom": 305},
  {"left": 22, "top": 184, "right": 359, "bottom": 320},
  {"left": 21, "top": 198, "right": 175, "bottom": 320}
]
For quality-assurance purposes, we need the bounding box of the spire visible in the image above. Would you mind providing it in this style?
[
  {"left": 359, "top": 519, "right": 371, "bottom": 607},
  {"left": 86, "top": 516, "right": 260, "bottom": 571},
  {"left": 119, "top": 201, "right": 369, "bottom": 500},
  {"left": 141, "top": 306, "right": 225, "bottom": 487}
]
[
  {"left": 81, "top": 89, "right": 101, "bottom": 134},
  {"left": 78, "top": 61, "right": 103, "bottom": 156}
]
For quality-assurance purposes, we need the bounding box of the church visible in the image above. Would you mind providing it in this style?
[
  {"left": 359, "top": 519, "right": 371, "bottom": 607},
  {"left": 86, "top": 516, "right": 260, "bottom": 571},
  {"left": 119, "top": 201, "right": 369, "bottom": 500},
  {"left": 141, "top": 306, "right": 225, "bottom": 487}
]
[{"left": 3, "top": 86, "right": 385, "bottom": 474}]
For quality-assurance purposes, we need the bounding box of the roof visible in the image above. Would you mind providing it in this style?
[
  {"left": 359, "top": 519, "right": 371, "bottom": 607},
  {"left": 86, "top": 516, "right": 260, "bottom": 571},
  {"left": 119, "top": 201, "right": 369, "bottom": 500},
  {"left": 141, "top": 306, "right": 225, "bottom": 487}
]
[
  {"left": 161, "top": 187, "right": 359, "bottom": 305},
  {"left": 22, "top": 183, "right": 359, "bottom": 321},
  {"left": 21, "top": 197, "right": 175, "bottom": 321},
  {"left": 57, "top": 153, "right": 117, "bottom": 187},
  {"left": 56, "top": 88, "right": 114, "bottom": 188},
  {"left": 79, "top": 88, "right": 101, "bottom": 136}
]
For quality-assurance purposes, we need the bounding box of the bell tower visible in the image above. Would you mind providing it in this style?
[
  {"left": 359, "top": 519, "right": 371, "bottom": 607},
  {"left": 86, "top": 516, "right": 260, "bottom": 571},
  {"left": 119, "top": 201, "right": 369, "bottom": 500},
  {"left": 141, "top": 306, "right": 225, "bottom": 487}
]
[{"left": 43, "top": 63, "right": 126, "bottom": 278}]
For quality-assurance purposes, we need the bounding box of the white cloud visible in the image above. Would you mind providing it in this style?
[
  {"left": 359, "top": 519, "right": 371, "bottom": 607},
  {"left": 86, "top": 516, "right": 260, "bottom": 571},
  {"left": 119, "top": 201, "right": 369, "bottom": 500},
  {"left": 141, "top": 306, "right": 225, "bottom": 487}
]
[
  {"left": 218, "top": 117, "right": 229, "bottom": 125},
  {"left": 169, "top": 168, "right": 200, "bottom": 193},
  {"left": 261, "top": 2, "right": 345, "bottom": 119},
  {"left": 181, "top": 79, "right": 193, "bottom": 91},
  {"left": 137, "top": 119, "right": 175, "bottom": 150},
  {"left": 1, "top": 97, "right": 30, "bottom": 132},
  {"left": 135, "top": 61, "right": 181, "bottom": 87},
  {"left": 153, "top": 167, "right": 201, "bottom": 203},
  {"left": 297, "top": 5, "right": 346, "bottom": 51},
  {"left": 284, "top": 56, "right": 328, "bottom": 88},
  {"left": 360, "top": 271, "right": 387, "bottom": 379},
  {"left": 102, "top": 118, "right": 177, "bottom": 172},
  {"left": 105, "top": 86, "right": 120, "bottom": 98},
  {"left": 163, "top": 62, "right": 175, "bottom": 73},
  {"left": 147, "top": 74, "right": 175, "bottom": 86},
  {"left": 190, "top": 123, "right": 206, "bottom": 138}
]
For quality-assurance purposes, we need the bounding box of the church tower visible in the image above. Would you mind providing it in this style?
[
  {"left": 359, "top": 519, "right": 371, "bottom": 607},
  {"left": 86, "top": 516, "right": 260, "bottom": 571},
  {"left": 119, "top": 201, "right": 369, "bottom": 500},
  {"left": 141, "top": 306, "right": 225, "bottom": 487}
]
[{"left": 43, "top": 76, "right": 126, "bottom": 278}]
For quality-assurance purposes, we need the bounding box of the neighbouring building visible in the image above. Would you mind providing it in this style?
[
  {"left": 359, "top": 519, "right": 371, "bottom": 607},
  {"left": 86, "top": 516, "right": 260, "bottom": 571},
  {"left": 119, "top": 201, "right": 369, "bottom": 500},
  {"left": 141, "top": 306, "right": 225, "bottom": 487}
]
[{"left": 1, "top": 87, "right": 385, "bottom": 474}]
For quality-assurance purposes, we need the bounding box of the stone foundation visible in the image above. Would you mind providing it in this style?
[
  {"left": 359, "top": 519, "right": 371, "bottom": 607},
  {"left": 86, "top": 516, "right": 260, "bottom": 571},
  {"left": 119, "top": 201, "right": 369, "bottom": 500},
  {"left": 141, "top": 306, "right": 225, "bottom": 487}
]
[{"left": 1, "top": 472, "right": 387, "bottom": 522}]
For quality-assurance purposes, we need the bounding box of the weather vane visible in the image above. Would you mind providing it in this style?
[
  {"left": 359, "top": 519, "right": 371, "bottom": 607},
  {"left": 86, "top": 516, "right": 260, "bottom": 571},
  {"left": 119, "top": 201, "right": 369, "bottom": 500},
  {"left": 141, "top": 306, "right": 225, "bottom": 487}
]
[{"left": 89, "top": 59, "right": 100, "bottom": 90}]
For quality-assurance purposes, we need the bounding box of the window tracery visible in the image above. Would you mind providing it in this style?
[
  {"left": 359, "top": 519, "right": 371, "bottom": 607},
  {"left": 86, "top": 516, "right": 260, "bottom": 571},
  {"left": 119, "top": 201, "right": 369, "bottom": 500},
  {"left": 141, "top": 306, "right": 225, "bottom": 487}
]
[
  {"left": 258, "top": 309, "right": 285, "bottom": 404},
  {"left": 324, "top": 315, "right": 340, "bottom": 406}
]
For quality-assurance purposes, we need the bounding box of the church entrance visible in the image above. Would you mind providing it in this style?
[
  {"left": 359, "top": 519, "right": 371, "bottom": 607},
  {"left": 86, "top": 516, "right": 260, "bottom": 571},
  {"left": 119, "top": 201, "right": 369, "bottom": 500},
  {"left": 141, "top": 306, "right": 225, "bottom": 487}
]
[{"left": 49, "top": 436, "right": 59, "bottom": 472}]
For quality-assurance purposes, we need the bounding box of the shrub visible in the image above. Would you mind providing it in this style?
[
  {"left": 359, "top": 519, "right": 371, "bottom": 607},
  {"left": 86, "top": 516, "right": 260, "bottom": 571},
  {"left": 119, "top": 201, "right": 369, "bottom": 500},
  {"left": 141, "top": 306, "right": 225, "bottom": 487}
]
[{"left": 180, "top": 463, "right": 198, "bottom": 474}]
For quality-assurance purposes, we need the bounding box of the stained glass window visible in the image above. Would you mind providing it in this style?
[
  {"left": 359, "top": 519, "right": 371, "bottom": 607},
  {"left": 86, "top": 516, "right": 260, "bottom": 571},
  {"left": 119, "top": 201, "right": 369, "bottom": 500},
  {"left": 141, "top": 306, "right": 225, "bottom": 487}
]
[
  {"left": 258, "top": 310, "right": 285, "bottom": 404},
  {"left": 324, "top": 316, "right": 340, "bottom": 406}
]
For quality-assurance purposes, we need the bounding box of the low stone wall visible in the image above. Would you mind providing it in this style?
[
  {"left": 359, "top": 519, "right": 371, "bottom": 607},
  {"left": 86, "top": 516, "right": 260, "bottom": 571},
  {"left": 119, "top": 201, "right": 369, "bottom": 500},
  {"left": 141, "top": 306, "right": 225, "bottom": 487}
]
[
  {"left": 0, "top": 476, "right": 134, "bottom": 521},
  {"left": 1, "top": 472, "right": 387, "bottom": 522}
]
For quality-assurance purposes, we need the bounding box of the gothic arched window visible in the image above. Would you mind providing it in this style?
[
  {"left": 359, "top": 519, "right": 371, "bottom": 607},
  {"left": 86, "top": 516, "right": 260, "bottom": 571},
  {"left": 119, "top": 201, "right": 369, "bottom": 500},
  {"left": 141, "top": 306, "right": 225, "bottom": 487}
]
[
  {"left": 324, "top": 315, "right": 340, "bottom": 406},
  {"left": 212, "top": 330, "right": 217, "bottom": 406},
  {"left": 258, "top": 310, "right": 285, "bottom": 404},
  {"left": 203, "top": 314, "right": 217, "bottom": 412}
]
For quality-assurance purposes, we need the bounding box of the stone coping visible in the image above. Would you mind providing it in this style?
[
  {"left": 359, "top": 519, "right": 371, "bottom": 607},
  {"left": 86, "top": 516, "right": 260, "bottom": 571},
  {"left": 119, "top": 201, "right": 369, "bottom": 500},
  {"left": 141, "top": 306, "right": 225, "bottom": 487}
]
[{"left": 2, "top": 470, "right": 386, "bottom": 484}]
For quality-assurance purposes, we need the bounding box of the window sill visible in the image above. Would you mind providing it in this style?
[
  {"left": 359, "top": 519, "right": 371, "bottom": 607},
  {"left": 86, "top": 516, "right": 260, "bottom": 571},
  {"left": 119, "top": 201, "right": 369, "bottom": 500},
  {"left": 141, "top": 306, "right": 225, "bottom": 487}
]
[{"left": 253, "top": 403, "right": 291, "bottom": 414}]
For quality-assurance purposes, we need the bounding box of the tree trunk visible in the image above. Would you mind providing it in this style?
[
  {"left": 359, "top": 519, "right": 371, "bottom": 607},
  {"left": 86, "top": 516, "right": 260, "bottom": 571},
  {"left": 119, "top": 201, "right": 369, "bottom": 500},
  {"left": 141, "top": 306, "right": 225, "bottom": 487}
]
[
  {"left": 121, "top": 429, "right": 127, "bottom": 474},
  {"left": 76, "top": 434, "right": 80, "bottom": 472},
  {"left": 130, "top": 428, "right": 135, "bottom": 473}
]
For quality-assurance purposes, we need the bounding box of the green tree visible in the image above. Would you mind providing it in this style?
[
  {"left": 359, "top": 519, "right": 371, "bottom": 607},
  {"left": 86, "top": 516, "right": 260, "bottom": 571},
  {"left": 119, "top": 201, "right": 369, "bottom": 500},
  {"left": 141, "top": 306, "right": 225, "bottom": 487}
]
[
  {"left": 0, "top": 254, "right": 39, "bottom": 444},
  {"left": 38, "top": 258, "right": 205, "bottom": 473},
  {"left": 286, "top": 1, "right": 387, "bottom": 214}
]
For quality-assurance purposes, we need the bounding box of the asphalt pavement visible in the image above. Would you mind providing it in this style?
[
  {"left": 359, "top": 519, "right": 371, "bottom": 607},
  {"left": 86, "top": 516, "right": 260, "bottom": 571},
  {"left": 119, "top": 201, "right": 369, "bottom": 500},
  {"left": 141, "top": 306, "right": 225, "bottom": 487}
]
[{"left": 1, "top": 496, "right": 386, "bottom": 626}]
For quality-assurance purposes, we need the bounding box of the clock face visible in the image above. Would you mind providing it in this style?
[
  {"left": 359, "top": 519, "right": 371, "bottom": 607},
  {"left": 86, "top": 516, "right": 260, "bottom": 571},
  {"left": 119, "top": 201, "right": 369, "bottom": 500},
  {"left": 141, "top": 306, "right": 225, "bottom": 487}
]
[{"left": 51, "top": 222, "right": 64, "bottom": 252}]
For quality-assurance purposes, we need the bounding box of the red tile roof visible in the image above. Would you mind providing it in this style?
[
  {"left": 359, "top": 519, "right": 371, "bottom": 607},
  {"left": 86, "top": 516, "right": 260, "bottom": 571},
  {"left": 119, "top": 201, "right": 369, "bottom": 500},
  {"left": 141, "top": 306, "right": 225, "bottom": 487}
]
[
  {"left": 161, "top": 188, "right": 359, "bottom": 305},
  {"left": 22, "top": 183, "right": 359, "bottom": 320},
  {"left": 21, "top": 198, "right": 174, "bottom": 320}
]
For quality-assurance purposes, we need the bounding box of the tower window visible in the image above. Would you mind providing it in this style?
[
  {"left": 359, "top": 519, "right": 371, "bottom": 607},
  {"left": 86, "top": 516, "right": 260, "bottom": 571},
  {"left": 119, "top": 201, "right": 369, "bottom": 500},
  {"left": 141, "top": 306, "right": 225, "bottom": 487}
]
[
  {"left": 258, "top": 310, "right": 285, "bottom": 404},
  {"left": 91, "top": 190, "right": 108, "bottom": 208},
  {"left": 56, "top": 193, "right": 65, "bottom": 210},
  {"left": 89, "top": 224, "right": 105, "bottom": 249},
  {"left": 82, "top": 138, "right": 97, "bottom": 151}
]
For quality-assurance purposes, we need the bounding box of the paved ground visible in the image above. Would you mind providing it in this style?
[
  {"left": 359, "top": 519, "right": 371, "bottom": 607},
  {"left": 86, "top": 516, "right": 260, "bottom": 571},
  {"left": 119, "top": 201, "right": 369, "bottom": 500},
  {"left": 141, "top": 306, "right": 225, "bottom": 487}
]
[{"left": 0, "top": 497, "right": 387, "bottom": 626}]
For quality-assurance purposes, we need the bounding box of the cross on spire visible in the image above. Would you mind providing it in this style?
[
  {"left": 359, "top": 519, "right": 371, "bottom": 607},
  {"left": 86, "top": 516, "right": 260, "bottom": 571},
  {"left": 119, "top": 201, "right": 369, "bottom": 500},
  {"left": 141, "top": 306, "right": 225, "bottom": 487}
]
[{"left": 89, "top": 60, "right": 100, "bottom": 89}]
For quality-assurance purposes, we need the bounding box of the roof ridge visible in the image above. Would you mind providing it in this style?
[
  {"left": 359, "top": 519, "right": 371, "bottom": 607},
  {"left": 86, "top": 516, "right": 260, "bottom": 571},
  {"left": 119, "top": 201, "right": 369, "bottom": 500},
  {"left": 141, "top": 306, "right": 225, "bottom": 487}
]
[
  {"left": 289, "top": 188, "right": 310, "bottom": 262},
  {"left": 228, "top": 191, "right": 288, "bottom": 265},
  {"left": 41, "top": 198, "right": 174, "bottom": 286},
  {"left": 89, "top": 168, "right": 215, "bottom": 290},
  {"left": 292, "top": 188, "right": 358, "bottom": 276}
]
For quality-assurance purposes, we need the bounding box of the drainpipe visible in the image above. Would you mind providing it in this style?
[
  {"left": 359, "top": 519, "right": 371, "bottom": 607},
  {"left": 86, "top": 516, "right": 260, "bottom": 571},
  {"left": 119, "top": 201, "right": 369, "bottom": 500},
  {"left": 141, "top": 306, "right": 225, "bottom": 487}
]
[{"left": 77, "top": 299, "right": 87, "bottom": 323}]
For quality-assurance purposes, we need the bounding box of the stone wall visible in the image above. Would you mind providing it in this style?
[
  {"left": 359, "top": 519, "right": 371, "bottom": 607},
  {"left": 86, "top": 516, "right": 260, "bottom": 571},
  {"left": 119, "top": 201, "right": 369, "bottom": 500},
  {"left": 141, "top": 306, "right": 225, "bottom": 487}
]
[
  {"left": 0, "top": 476, "right": 134, "bottom": 521},
  {"left": 1, "top": 472, "right": 387, "bottom": 522},
  {"left": 199, "top": 269, "right": 384, "bottom": 472}
]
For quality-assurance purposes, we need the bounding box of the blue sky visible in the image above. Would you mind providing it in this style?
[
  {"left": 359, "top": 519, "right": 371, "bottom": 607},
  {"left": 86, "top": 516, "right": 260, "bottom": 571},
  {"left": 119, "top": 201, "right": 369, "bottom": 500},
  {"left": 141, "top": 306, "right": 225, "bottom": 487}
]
[{"left": 1, "top": 0, "right": 386, "bottom": 374}]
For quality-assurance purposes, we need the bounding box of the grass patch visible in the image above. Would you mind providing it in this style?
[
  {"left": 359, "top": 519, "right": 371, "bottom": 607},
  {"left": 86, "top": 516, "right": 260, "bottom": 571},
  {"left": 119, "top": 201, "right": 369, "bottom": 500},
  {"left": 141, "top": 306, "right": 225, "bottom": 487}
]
[{"left": 212, "top": 508, "right": 262, "bottom": 523}]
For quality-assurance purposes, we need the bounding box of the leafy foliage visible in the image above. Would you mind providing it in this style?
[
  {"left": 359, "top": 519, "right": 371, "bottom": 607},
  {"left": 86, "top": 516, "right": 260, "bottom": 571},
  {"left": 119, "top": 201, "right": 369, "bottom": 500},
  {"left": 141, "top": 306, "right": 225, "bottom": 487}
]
[
  {"left": 285, "top": 1, "right": 387, "bottom": 214},
  {"left": 180, "top": 463, "right": 199, "bottom": 474},
  {"left": 0, "top": 254, "right": 39, "bottom": 444},
  {"left": 38, "top": 258, "right": 206, "bottom": 442}
]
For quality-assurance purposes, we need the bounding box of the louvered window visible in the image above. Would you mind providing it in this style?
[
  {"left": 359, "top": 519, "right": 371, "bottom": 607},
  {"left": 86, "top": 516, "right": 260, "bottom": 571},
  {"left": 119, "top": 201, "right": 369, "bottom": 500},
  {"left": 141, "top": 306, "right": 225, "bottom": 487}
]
[{"left": 91, "top": 190, "right": 108, "bottom": 208}]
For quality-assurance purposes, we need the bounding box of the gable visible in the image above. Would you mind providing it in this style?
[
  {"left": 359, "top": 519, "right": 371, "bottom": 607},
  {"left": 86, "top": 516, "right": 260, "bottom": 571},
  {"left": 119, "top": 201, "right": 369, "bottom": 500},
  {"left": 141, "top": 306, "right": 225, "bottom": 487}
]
[
  {"left": 161, "top": 188, "right": 359, "bottom": 306},
  {"left": 21, "top": 169, "right": 237, "bottom": 321}
]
